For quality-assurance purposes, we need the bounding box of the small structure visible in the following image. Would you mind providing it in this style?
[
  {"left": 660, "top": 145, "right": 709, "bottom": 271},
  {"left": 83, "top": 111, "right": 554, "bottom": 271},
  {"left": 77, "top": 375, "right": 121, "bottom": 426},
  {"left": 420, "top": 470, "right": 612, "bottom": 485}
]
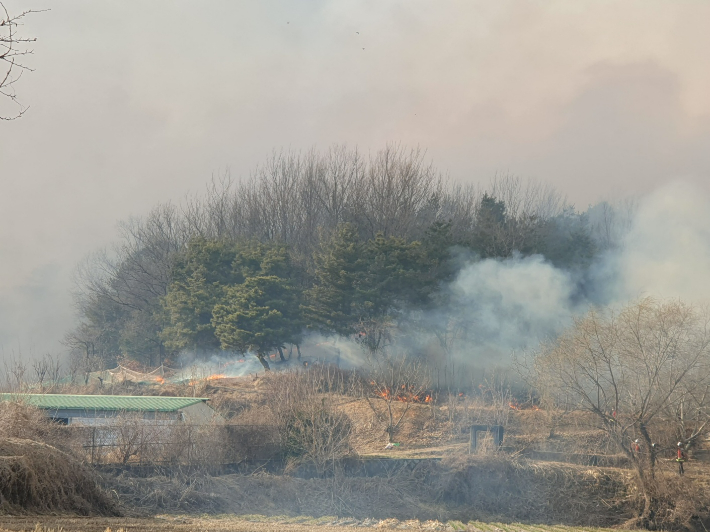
[
  {"left": 469, "top": 424, "right": 505, "bottom": 453},
  {"left": 0, "top": 393, "right": 223, "bottom": 426}
]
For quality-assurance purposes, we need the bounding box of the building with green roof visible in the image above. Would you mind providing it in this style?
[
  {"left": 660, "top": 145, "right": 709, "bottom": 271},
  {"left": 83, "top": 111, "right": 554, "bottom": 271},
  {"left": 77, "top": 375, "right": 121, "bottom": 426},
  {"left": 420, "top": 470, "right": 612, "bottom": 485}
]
[{"left": 0, "top": 393, "right": 222, "bottom": 425}]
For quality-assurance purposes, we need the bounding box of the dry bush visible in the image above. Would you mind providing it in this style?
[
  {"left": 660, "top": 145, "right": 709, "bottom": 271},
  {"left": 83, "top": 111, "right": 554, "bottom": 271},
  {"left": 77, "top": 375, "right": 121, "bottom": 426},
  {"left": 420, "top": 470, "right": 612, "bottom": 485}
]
[
  {"left": 76, "top": 417, "right": 233, "bottom": 469},
  {"left": 630, "top": 472, "right": 710, "bottom": 531},
  {"left": 223, "top": 424, "right": 280, "bottom": 462},
  {"left": 434, "top": 454, "right": 632, "bottom": 526},
  {"left": 115, "top": 454, "right": 633, "bottom": 525},
  {"left": 0, "top": 438, "right": 117, "bottom": 515},
  {"left": 0, "top": 401, "right": 73, "bottom": 452},
  {"left": 206, "top": 390, "right": 253, "bottom": 419},
  {"left": 0, "top": 402, "right": 116, "bottom": 515},
  {"left": 107, "top": 470, "right": 221, "bottom": 514},
  {"left": 264, "top": 369, "right": 354, "bottom": 472}
]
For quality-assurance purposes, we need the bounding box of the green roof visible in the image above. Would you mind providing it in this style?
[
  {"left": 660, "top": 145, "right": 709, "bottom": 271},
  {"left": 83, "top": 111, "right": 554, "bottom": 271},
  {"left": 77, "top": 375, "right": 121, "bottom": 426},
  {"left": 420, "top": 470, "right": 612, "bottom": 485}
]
[{"left": 0, "top": 394, "right": 208, "bottom": 412}]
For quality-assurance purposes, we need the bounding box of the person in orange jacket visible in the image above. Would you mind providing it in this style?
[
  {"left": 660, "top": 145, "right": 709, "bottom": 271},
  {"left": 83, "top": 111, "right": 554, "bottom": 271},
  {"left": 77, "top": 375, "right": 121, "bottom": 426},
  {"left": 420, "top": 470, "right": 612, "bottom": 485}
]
[{"left": 676, "top": 442, "right": 687, "bottom": 476}]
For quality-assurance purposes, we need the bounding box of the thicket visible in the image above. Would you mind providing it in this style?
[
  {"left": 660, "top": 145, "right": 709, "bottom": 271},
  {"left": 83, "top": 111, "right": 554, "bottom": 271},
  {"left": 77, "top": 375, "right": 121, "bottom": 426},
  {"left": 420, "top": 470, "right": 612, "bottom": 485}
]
[
  {"left": 65, "top": 144, "right": 626, "bottom": 374},
  {"left": 0, "top": 402, "right": 117, "bottom": 515}
]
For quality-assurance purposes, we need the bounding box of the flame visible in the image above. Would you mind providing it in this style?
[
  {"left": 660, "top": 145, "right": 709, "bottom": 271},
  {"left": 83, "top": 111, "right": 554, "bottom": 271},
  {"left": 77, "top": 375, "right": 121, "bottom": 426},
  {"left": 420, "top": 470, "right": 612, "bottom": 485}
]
[
  {"left": 509, "top": 400, "right": 540, "bottom": 411},
  {"left": 154, "top": 376, "right": 165, "bottom": 384},
  {"left": 188, "top": 374, "right": 227, "bottom": 386},
  {"left": 372, "top": 384, "right": 433, "bottom": 404}
]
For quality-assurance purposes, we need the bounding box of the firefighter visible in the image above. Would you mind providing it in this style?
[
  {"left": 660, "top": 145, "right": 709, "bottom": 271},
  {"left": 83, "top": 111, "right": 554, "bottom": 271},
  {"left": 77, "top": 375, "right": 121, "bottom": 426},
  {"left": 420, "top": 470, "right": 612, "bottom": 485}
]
[
  {"left": 676, "top": 442, "right": 687, "bottom": 476},
  {"left": 631, "top": 439, "right": 640, "bottom": 455}
]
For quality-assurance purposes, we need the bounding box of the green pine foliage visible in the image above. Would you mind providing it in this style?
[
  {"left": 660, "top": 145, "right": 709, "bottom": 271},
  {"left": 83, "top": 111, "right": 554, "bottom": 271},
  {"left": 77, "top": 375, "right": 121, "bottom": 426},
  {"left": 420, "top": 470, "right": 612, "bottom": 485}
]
[
  {"left": 160, "top": 239, "right": 303, "bottom": 366},
  {"left": 303, "top": 224, "right": 436, "bottom": 355}
]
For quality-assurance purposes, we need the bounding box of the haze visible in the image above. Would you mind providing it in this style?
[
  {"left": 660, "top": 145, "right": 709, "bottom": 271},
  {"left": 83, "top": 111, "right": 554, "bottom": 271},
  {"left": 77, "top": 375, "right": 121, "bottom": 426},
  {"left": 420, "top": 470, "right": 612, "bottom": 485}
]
[{"left": 1, "top": 0, "right": 710, "bottom": 358}]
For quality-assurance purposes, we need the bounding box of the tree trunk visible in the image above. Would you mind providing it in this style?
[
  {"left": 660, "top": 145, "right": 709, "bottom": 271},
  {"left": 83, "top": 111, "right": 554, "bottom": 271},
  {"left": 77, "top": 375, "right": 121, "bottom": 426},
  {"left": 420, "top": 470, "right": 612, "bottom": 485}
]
[
  {"left": 278, "top": 346, "right": 286, "bottom": 362},
  {"left": 296, "top": 344, "right": 302, "bottom": 360},
  {"left": 632, "top": 459, "right": 655, "bottom": 527},
  {"left": 257, "top": 354, "right": 271, "bottom": 371},
  {"left": 609, "top": 431, "right": 655, "bottom": 527}
]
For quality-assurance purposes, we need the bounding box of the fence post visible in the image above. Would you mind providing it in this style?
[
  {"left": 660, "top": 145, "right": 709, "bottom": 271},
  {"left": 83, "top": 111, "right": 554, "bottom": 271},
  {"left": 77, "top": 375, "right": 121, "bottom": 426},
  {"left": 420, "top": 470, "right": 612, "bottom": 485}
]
[
  {"left": 140, "top": 426, "right": 144, "bottom": 466},
  {"left": 469, "top": 427, "right": 475, "bottom": 454},
  {"left": 91, "top": 427, "right": 96, "bottom": 465}
]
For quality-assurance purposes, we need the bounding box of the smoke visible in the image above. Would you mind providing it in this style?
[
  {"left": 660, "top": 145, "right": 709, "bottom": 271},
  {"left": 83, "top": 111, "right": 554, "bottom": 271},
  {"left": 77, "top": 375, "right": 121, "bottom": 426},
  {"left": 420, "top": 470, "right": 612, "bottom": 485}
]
[
  {"left": 0, "top": 263, "right": 74, "bottom": 361},
  {"left": 293, "top": 181, "right": 710, "bottom": 376},
  {"left": 171, "top": 350, "right": 264, "bottom": 381},
  {"left": 446, "top": 254, "right": 578, "bottom": 364},
  {"left": 613, "top": 181, "right": 710, "bottom": 304},
  {"left": 447, "top": 182, "right": 710, "bottom": 367}
]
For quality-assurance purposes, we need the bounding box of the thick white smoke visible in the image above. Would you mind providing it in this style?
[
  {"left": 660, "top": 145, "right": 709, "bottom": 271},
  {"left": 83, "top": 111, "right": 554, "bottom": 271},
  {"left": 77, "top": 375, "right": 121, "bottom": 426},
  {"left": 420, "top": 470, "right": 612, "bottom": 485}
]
[
  {"left": 174, "top": 181, "right": 710, "bottom": 373},
  {"left": 449, "top": 254, "right": 576, "bottom": 364},
  {"left": 441, "top": 181, "right": 710, "bottom": 367},
  {"left": 614, "top": 181, "right": 710, "bottom": 304}
]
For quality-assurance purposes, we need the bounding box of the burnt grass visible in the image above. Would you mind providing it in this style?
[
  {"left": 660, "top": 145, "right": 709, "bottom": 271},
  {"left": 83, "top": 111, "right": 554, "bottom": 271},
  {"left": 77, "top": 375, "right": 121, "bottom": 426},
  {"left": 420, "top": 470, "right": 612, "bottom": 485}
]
[{"left": 102, "top": 455, "right": 634, "bottom": 527}]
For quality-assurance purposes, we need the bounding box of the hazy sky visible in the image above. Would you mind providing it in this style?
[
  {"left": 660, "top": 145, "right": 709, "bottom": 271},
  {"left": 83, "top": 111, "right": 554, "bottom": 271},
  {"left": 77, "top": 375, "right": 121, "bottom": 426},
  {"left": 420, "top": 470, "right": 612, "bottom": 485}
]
[{"left": 1, "top": 0, "right": 710, "bottom": 357}]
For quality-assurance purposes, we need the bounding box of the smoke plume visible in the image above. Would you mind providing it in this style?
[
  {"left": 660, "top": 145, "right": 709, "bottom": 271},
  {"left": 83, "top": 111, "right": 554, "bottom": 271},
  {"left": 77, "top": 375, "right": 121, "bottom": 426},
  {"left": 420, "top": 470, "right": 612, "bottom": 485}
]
[{"left": 426, "top": 181, "right": 710, "bottom": 368}]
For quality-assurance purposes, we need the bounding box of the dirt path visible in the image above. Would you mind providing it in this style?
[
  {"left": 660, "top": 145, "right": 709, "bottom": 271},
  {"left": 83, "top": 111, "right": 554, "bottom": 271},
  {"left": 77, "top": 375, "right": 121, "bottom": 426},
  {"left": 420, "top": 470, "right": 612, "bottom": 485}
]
[{"left": 0, "top": 516, "right": 455, "bottom": 532}]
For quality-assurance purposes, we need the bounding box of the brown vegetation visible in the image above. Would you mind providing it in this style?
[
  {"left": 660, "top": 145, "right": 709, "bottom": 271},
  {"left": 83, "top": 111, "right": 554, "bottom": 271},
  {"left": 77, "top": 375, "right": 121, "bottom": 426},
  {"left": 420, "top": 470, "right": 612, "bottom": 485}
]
[
  {"left": 2, "top": 363, "right": 710, "bottom": 529},
  {"left": 0, "top": 438, "right": 116, "bottom": 515},
  {"left": 0, "top": 402, "right": 117, "bottom": 516}
]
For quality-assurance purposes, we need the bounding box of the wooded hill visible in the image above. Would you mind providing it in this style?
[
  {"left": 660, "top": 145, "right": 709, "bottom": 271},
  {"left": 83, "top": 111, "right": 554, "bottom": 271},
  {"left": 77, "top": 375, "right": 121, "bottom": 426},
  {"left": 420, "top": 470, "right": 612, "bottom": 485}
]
[{"left": 65, "top": 145, "right": 627, "bottom": 372}]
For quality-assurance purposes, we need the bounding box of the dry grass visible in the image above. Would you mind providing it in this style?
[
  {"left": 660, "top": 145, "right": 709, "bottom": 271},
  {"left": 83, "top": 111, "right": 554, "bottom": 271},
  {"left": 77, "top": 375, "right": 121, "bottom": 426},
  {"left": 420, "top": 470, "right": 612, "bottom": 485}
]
[
  {"left": 100, "top": 455, "right": 636, "bottom": 527},
  {"left": 0, "top": 516, "right": 651, "bottom": 532},
  {"left": 0, "top": 402, "right": 72, "bottom": 452},
  {"left": 7, "top": 372, "right": 708, "bottom": 529},
  {"left": 0, "top": 438, "right": 117, "bottom": 515},
  {"left": 0, "top": 402, "right": 117, "bottom": 516}
]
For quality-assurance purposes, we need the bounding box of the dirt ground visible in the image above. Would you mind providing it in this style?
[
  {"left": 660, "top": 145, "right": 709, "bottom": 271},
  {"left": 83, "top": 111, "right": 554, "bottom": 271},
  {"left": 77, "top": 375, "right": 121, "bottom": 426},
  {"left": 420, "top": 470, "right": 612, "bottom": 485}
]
[{"left": 0, "top": 516, "right": 625, "bottom": 532}]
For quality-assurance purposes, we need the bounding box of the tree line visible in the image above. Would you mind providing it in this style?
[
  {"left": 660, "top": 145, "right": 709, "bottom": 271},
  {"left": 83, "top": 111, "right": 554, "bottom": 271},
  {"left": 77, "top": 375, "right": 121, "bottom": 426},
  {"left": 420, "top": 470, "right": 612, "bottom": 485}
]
[{"left": 65, "top": 144, "right": 626, "bottom": 372}]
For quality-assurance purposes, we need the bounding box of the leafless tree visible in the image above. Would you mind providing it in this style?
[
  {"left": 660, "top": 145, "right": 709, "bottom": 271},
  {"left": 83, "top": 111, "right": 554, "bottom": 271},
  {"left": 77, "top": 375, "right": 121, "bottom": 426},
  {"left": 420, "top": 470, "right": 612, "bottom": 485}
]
[
  {"left": 587, "top": 197, "right": 638, "bottom": 251},
  {"left": 2, "top": 355, "right": 27, "bottom": 392},
  {"left": 533, "top": 298, "right": 710, "bottom": 525},
  {"left": 1, "top": 2, "right": 40, "bottom": 119},
  {"left": 266, "top": 368, "right": 353, "bottom": 473},
  {"left": 31, "top": 353, "right": 62, "bottom": 391},
  {"left": 31, "top": 355, "right": 48, "bottom": 390},
  {"left": 365, "top": 353, "right": 430, "bottom": 443}
]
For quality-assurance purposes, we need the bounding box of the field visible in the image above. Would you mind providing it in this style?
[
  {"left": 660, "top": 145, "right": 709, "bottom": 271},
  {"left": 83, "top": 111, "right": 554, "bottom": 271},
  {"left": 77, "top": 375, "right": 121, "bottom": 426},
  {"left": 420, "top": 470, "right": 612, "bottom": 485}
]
[
  {"left": 2, "top": 370, "right": 709, "bottom": 531},
  {"left": 0, "top": 516, "right": 636, "bottom": 532}
]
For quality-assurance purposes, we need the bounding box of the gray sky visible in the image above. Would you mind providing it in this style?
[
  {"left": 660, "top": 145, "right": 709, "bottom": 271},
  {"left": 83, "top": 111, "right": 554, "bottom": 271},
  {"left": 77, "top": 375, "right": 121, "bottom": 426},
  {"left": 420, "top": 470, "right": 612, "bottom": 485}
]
[{"left": 1, "top": 0, "right": 710, "bottom": 357}]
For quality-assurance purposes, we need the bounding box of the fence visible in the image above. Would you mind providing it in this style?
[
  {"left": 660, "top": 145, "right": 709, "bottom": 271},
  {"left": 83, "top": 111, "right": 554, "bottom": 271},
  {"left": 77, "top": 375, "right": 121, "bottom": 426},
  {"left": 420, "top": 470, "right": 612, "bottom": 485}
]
[{"left": 67, "top": 423, "right": 281, "bottom": 466}]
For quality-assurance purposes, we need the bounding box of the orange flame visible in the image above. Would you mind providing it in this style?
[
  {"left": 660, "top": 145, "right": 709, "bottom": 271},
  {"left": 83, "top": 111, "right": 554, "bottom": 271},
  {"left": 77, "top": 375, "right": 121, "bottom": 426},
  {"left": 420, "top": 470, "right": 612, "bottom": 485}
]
[
  {"left": 509, "top": 400, "right": 540, "bottom": 411},
  {"left": 372, "top": 384, "right": 433, "bottom": 404},
  {"left": 154, "top": 376, "right": 165, "bottom": 384},
  {"left": 189, "top": 374, "right": 227, "bottom": 386}
]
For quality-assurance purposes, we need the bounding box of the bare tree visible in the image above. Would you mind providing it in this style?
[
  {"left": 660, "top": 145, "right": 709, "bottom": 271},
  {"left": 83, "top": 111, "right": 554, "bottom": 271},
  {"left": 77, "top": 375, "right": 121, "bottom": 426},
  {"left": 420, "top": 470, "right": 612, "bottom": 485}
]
[
  {"left": 2, "top": 355, "right": 27, "bottom": 392},
  {"left": 533, "top": 298, "right": 710, "bottom": 525},
  {"left": 31, "top": 355, "right": 48, "bottom": 391},
  {"left": 266, "top": 368, "right": 353, "bottom": 473},
  {"left": 366, "top": 353, "right": 430, "bottom": 443},
  {"left": 1, "top": 2, "right": 40, "bottom": 119},
  {"left": 587, "top": 197, "right": 638, "bottom": 251},
  {"left": 31, "top": 353, "right": 62, "bottom": 391}
]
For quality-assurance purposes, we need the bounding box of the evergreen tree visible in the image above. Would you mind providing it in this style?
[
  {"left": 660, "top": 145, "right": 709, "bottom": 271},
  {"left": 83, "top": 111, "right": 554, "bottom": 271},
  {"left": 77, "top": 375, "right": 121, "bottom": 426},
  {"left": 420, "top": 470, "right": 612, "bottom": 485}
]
[
  {"left": 305, "top": 225, "right": 434, "bottom": 356},
  {"left": 212, "top": 274, "right": 302, "bottom": 370}
]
